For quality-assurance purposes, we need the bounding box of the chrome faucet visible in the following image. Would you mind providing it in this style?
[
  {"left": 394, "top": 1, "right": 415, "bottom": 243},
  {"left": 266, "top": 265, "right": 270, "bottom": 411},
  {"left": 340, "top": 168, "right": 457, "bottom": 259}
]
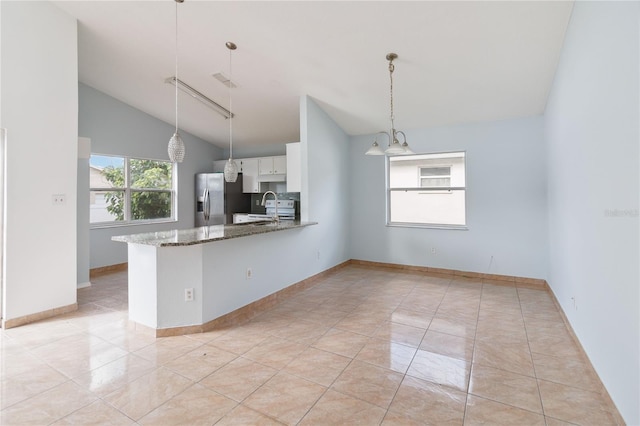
[{"left": 261, "top": 191, "right": 279, "bottom": 223}]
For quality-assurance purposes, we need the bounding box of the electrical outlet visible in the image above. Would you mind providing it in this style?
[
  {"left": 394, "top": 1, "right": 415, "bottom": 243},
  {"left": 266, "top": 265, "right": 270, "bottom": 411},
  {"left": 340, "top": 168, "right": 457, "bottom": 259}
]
[
  {"left": 431, "top": 247, "right": 436, "bottom": 255},
  {"left": 246, "top": 268, "right": 253, "bottom": 280},
  {"left": 316, "top": 250, "right": 320, "bottom": 260},
  {"left": 184, "top": 288, "right": 194, "bottom": 302},
  {"left": 52, "top": 194, "right": 66, "bottom": 205}
]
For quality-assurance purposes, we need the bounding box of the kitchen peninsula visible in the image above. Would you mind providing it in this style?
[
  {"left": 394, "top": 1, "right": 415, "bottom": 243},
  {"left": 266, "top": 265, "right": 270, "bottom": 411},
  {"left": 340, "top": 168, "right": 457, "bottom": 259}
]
[{"left": 113, "top": 220, "right": 317, "bottom": 336}]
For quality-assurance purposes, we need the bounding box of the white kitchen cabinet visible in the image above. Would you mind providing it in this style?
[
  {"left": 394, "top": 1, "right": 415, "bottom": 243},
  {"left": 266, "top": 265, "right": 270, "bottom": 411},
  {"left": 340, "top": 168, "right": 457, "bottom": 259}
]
[
  {"left": 259, "top": 156, "right": 286, "bottom": 175},
  {"left": 239, "top": 158, "right": 260, "bottom": 193},
  {"left": 286, "top": 143, "right": 301, "bottom": 193}
]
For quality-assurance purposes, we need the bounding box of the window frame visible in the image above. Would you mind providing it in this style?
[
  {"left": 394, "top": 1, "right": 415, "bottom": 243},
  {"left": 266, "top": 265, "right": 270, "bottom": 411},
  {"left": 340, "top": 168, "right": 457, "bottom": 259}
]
[
  {"left": 90, "top": 154, "right": 178, "bottom": 228},
  {"left": 386, "top": 150, "right": 468, "bottom": 230}
]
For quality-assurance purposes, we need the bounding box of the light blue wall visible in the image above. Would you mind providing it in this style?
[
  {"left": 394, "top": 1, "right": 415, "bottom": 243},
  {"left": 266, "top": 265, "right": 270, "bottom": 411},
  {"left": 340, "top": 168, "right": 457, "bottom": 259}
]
[
  {"left": 545, "top": 2, "right": 639, "bottom": 424},
  {"left": 300, "top": 96, "right": 351, "bottom": 270},
  {"left": 79, "top": 83, "right": 222, "bottom": 268},
  {"left": 349, "top": 116, "right": 547, "bottom": 279}
]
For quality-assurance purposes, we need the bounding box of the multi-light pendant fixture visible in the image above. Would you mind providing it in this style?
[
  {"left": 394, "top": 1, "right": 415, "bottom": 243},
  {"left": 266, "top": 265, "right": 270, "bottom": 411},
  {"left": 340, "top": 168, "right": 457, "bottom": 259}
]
[
  {"left": 366, "top": 52, "right": 413, "bottom": 156},
  {"left": 167, "top": 0, "right": 185, "bottom": 163},
  {"left": 223, "top": 42, "right": 239, "bottom": 183}
]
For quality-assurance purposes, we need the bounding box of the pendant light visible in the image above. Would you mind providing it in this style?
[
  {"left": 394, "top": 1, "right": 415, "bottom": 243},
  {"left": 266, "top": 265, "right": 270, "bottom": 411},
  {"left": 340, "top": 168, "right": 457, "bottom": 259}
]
[
  {"left": 168, "top": 0, "right": 185, "bottom": 163},
  {"left": 366, "top": 52, "right": 413, "bottom": 156},
  {"left": 223, "top": 41, "right": 239, "bottom": 183}
]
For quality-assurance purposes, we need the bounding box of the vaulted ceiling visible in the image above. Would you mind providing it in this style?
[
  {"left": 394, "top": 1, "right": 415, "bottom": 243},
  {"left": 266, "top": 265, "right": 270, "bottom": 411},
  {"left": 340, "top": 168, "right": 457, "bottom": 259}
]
[{"left": 54, "top": 1, "right": 574, "bottom": 149}]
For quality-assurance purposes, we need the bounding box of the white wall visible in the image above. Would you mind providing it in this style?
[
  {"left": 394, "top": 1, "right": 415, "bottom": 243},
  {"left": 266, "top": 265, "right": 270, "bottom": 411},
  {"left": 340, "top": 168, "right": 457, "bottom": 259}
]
[
  {"left": 300, "top": 96, "right": 351, "bottom": 270},
  {"left": 349, "top": 116, "right": 547, "bottom": 279},
  {"left": 79, "top": 83, "right": 222, "bottom": 268},
  {"left": 1, "top": 1, "right": 78, "bottom": 321},
  {"left": 77, "top": 137, "right": 91, "bottom": 287},
  {"left": 545, "top": 2, "right": 639, "bottom": 423}
]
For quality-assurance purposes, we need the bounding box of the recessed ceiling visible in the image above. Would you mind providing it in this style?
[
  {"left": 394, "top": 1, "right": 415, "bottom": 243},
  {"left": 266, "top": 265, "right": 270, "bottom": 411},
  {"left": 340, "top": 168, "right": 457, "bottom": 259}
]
[{"left": 53, "top": 1, "right": 574, "bottom": 149}]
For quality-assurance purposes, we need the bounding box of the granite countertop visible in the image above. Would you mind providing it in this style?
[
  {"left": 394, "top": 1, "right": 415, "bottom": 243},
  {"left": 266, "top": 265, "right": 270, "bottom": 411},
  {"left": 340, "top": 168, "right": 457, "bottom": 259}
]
[{"left": 112, "top": 220, "right": 317, "bottom": 247}]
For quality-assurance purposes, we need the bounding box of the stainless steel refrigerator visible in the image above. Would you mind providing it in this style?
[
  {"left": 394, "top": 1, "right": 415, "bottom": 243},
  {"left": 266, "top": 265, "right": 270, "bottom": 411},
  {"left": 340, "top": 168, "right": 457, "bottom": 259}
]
[{"left": 195, "top": 173, "right": 250, "bottom": 226}]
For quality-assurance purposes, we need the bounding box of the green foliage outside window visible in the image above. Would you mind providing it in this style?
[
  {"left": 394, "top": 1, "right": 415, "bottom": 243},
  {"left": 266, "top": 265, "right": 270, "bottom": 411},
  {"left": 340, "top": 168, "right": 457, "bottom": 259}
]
[{"left": 102, "top": 159, "right": 172, "bottom": 221}]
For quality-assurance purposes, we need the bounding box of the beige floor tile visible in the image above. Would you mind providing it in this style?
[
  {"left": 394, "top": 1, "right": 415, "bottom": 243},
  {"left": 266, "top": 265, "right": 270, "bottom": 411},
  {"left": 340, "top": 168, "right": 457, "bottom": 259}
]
[
  {"left": 355, "top": 338, "right": 417, "bottom": 374},
  {"left": 420, "top": 330, "right": 474, "bottom": 361},
  {"left": 388, "top": 307, "right": 433, "bottom": 329},
  {"left": 133, "top": 336, "right": 204, "bottom": 365},
  {"left": 334, "top": 313, "right": 385, "bottom": 336},
  {"left": 298, "top": 389, "right": 386, "bottom": 425},
  {"left": 373, "top": 321, "right": 426, "bottom": 347},
  {"left": 72, "top": 354, "right": 156, "bottom": 397},
  {"left": 464, "top": 395, "right": 545, "bottom": 425},
  {"left": 381, "top": 410, "right": 430, "bottom": 425},
  {"left": 243, "top": 337, "right": 307, "bottom": 370},
  {"left": 0, "top": 381, "right": 97, "bottom": 425},
  {"left": 1, "top": 363, "right": 68, "bottom": 409},
  {"left": 538, "top": 379, "right": 616, "bottom": 425},
  {"left": 428, "top": 315, "right": 477, "bottom": 339},
  {"left": 543, "top": 416, "right": 579, "bottom": 425},
  {"left": 406, "top": 349, "right": 470, "bottom": 392},
  {"left": 473, "top": 340, "right": 535, "bottom": 376},
  {"left": 312, "top": 328, "right": 370, "bottom": 358},
  {"left": 199, "top": 357, "right": 277, "bottom": 402},
  {"left": 269, "top": 319, "right": 330, "bottom": 344},
  {"left": 528, "top": 333, "right": 583, "bottom": 359},
  {"left": 216, "top": 405, "right": 285, "bottom": 425},
  {"left": 164, "top": 345, "right": 237, "bottom": 381},
  {"left": 531, "top": 352, "right": 600, "bottom": 391},
  {"left": 208, "top": 327, "right": 269, "bottom": 355},
  {"left": 30, "top": 334, "right": 128, "bottom": 378},
  {"left": 243, "top": 372, "right": 326, "bottom": 425},
  {"left": 284, "top": 347, "right": 351, "bottom": 386},
  {"left": 387, "top": 375, "right": 466, "bottom": 425},
  {"left": 52, "top": 400, "right": 135, "bottom": 425},
  {"left": 103, "top": 367, "right": 193, "bottom": 420},
  {"left": 331, "top": 360, "right": 403, "bottom": 408},
  {"left": 469, "top": 364, "right": 542, "bottom": 413},
  {"left": 138, "top": 383, "right": 237, "bottom": 425},
  {"left": 0, "top": 265, "right": 622, "bottom": 426}
]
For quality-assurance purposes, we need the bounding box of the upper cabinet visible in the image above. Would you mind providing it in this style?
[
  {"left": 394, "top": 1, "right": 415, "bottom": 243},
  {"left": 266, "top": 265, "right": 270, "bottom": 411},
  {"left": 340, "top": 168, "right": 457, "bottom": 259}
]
[
  {"left": 213, "top": 153, "right": 295, "bottom": 193},
  {"left": 258, "top": 156, "right": 286, "bottom": 176},
  {"left": 286, "top": 143, "right": 301, "bottom": 193},
  {"left": 239, "top": 158, "right": 260, "bottom": 193}
]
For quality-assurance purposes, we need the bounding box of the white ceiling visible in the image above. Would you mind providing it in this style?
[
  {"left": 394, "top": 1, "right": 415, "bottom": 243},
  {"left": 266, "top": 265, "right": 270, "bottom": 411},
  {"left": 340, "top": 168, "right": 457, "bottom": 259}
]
[{"left": 54, "top": 1, "right": 574, "bottom": 150}]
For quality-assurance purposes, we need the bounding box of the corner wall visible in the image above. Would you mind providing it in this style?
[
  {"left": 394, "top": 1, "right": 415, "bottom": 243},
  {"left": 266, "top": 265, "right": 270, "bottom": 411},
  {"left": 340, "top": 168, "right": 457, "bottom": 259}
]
[
  {"left": 349, "top": 116, "right": 548, "bottom": 279},
  {"left": 300, "top": 96, "right": 350, "bottom": 271},
  {"left": 545, "top": 2, "right": 639, "bottom": 423},
  {"left": 79, "top": 83, "right": 222, "bottom": 268},
  {"left": 1, "top": 2, "right": 78, "bottom": 321}
]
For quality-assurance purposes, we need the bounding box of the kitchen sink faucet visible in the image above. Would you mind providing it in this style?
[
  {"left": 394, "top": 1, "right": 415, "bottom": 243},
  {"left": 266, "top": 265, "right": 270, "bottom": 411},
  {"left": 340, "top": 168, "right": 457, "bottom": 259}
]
[{"left": 261, "top": 191, "right": 279, "bottom": 223}]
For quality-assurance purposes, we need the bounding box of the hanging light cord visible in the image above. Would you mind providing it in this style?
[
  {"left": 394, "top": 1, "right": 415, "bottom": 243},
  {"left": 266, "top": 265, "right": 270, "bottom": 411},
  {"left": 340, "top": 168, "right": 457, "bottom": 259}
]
[
  {"left": 174, "top": 0, "right": 179, "bottom": 134},
  {"left": 389, "top": 59, "right": 395, "bottom": 134},
  {"left": 229, "top": 47, "right": 233, "bottom": 159}
]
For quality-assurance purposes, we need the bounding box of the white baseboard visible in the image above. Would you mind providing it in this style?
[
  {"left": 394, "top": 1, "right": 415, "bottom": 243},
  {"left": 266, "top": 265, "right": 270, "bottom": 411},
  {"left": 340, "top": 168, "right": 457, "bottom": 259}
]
[{"left": 77, "top": 281, "right": 92, "bottom": 289}]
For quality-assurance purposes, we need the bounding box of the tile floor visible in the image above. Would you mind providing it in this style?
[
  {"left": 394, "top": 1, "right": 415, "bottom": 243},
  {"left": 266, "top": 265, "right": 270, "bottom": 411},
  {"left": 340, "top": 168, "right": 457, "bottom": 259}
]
[{"left": 0, "top": 265, "right": 620, "bottom": 425}]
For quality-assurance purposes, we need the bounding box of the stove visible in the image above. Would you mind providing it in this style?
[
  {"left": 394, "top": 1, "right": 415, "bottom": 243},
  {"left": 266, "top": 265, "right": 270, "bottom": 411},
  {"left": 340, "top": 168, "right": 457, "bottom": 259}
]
[{"left": 265, "top": 199, "right": 297, "bottom": 220}]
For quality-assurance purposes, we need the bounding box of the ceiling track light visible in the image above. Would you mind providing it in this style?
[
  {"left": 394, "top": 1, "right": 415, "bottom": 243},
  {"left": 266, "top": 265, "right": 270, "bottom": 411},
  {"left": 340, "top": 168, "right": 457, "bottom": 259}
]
[
  {"left": 366, "top": 52, "right": 414, "bottom": 156},
  {"left": 165, "top": 76, "right": 234, "bottom": 120}
]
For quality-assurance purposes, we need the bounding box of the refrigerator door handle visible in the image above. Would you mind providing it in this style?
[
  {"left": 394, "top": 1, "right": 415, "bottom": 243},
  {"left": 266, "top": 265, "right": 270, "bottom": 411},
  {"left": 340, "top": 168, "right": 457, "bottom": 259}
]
[{"left": 203, "top": 189, "right": 210, "bottom": 223}]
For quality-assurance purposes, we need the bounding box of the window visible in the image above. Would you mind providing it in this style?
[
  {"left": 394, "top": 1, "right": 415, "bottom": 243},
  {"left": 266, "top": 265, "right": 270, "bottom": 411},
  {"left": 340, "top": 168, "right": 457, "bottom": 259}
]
[
  {"left": 388, "top": 151, "right": 466, "bottom": 227},
  {"left": 90, "top": 154, "right": 175, "bottom": 226}
]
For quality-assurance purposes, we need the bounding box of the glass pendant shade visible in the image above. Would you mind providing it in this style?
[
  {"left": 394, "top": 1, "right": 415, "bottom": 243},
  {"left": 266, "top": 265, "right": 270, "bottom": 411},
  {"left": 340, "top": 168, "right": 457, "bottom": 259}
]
[
  {"left": 224, "top": 158, "right": 238, "bottom": 182},
  {"left": 401, "top": 141, "right": 414, "bottom": 155},
  {"left": 168, "top": 131, "right": 185, "bottom": 162},
  {"left": 365, "top": 140, "right": 385, "bottom": 155},
  {"left": 385, "top": 139, "right": 406, "bottom": 155}
]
